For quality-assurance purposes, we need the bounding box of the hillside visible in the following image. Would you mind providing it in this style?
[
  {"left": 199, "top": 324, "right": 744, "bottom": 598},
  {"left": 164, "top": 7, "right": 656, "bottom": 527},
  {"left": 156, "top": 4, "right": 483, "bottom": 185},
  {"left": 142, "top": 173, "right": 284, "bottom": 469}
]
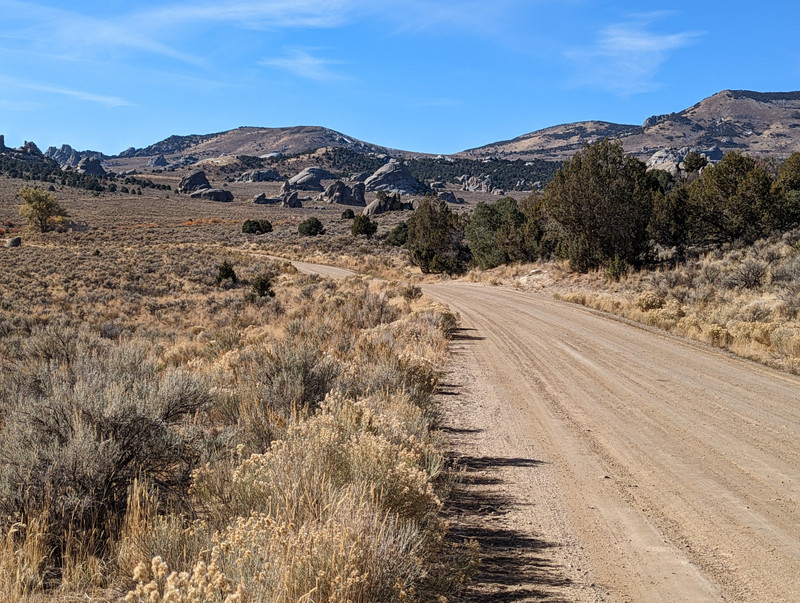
[
  {"left": 463, "top": 90, "right": 800, "bottom": 161},
  {"left": 117, "top": 125, "right": 396, "bottom": 160}
]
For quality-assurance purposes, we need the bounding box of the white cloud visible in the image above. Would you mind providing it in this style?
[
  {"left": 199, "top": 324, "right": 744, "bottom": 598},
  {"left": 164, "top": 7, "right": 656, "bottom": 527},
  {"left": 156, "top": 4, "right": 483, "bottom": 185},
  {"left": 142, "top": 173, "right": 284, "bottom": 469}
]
[
  {"left": 260, "top": 49, "right": 348, "bottom": 82},
  {"left": 567, "top": 15, "right": 702, "bottom": 94},
  {"left": 140, "top": 0, "right": 356, "bottom": 30},
  {"left": 0, "top": 0, "right": 358, "bottom": 65},
  {"left": 0, "top": 75, "right": 132, "bottom": 107}
]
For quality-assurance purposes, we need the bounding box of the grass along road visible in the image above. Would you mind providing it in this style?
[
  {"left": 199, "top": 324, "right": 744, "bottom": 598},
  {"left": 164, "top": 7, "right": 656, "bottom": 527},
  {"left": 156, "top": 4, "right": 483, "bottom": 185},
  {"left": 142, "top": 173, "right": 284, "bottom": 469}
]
[{"left": 276, "top": 255, "right": 800, "bottom": 601}]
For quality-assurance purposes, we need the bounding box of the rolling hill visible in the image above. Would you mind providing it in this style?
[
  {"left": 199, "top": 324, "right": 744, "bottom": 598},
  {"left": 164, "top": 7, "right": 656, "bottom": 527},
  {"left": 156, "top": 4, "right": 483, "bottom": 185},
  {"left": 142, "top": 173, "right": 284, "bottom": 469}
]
[{"left": 461, "top": 90, "right": 800, "bottom": 162}]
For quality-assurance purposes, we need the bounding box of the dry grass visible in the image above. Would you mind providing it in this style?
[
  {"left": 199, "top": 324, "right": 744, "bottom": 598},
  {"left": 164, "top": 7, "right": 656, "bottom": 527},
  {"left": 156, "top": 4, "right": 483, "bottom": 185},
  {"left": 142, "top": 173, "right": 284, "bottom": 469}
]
[
  {"left": 468, "top": 231, "right": 800, "bottom": 373},
  {"left": 0, "top": 175, "right": 475, "bottom": 601}
]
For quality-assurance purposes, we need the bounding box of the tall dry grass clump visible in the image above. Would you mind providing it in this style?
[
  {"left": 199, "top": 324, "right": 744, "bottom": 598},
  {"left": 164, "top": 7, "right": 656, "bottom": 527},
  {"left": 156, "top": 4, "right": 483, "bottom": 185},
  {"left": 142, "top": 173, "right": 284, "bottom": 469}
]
[{"left": 548, "top": 228, "right": 800, "bottom": 372}]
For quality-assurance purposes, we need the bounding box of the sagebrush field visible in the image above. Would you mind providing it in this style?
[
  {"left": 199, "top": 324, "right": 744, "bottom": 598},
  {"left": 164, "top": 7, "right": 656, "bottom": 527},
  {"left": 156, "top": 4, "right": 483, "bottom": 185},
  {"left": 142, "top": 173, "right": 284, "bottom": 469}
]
[{"left": 0, "top": 177, "right": 476, "bottom": 601}]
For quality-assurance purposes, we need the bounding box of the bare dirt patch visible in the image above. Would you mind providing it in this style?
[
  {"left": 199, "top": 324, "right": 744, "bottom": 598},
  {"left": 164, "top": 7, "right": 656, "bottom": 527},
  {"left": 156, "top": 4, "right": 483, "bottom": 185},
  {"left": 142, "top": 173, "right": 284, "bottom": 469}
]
[{"left": 427, "top": 281, "right": 800, "bottom": 602}]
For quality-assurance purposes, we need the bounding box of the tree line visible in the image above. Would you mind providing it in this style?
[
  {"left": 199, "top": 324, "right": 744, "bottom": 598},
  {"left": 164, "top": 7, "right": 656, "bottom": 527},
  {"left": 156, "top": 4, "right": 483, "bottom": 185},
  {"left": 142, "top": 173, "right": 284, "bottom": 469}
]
[{"left": 403, "top": 140, "right": 800, "bottom": 275}]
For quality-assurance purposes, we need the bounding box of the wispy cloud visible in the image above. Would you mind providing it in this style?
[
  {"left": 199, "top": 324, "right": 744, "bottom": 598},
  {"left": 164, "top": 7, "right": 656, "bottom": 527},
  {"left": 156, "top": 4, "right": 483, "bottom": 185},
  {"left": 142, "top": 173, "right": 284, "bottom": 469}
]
[
  {"left": 0, "top": 75, "right": 132, "bottom": 107},
  {"left": 260, "top": 49, "right": 349, "bottom": 82},
  {"left": 0, "top": 0, "right": 358, "bottom": 65},
  {"left": 566, "top": 14, "right": 702, "bottom": 94},
  {"left": 140, "top": 0, "right": 356, "bottom": 30}
]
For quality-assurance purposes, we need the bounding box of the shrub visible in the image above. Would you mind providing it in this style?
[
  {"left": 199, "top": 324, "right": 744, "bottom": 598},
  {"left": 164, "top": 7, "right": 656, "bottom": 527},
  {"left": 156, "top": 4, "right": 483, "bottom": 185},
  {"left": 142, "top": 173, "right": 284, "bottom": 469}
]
[
  {"left": 242, "top": 218, "right": 273, "bottom": 235},
  {"left": 298, "top": 217, "right": 325, "bottom": 236},
  {"left": 215, "top": 260, "right": 237, "bottom": 286},
  {"left": 636, "top": 291, "right": 665, "bottom": 311},
  {"left": 341, "top": 208, "right": 355, "bottom": 220},
  {"left": 605, "top": 255, "right": 629, "bottom": 281},
  {"left": 727, "top": 258, "right": 768, "bottom": 289},
  {"left": 0, "top": 330, "right": 210, "bottom": 570},
  {"left": 351, "top": 214, "right": 378, "bottom": 239},
  {"left": 250, "top": 272, "right": 275, "bottom": 298},
  {"left": 406, "top": 197, "right": 470, "bottom": 274},
  {"left": 386, "top": 221, "right": 408, "bottom": 247}
]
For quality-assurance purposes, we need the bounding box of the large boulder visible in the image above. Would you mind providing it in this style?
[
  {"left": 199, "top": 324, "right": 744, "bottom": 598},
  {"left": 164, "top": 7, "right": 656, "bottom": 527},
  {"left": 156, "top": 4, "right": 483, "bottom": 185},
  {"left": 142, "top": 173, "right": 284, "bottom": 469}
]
[
  {"left": 437, "top": 190, "right": 464, "bottom": 204},
  {"left": 646, "top": 146, "right": 724, "bottom": 171},
  {"left": 282, "top": 191, "right": 302, "bottom": 208},
  {"left": 364, "top": 161, "right": 427, "bottom": 195},
  {"left": 362, "top": 192, "right": 414, "bottom": 216},
  {"left": 190, "top": 188, "right": 233, "bottom": 202},
  {"left": 253, "top": 193, "right": 282, "bottom": 204},
  {"left": 320, "top": 180, "right": 366, "bottom": 206},
  {"left": 239, "top": 169, "right": 281, "bottom": 182},
  {"left": 458, "top": 174, "right": 492, "bottom": 192},
  {"left": 179, "top": 170, "right": 211, "bottom": 192},
  {"left": 146, "top": 154, "right": 168, "bottom": 168},
  {"left": 287, "top": 166, "right": 333, "bottom": 191},
  {"left": 77, "top": 157, "right": 106, "bottom": 176},
  {"left": 5, "top": 236, "right": 21, "bottom": 248}
]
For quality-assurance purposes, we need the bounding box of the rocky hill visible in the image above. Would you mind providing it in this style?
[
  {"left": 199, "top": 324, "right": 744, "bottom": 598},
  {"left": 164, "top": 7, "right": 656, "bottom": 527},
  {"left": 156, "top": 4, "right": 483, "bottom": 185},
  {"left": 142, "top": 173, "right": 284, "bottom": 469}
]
[
  {"left": 117, "top": 126, "right": 395, "bottom": 161},
  {"left": 462, "top": 90, "right": 800, "bottom": 162}
]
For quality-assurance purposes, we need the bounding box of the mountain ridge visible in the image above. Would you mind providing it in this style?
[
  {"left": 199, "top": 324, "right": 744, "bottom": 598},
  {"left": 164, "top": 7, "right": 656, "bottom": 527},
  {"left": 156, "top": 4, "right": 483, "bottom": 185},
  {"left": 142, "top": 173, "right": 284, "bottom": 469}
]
[
  {"left": 461, "top": 89, "right": 800, "bottom": 162},
  {"left": 15, "top": 89, "right": 800, "bottom": 170}
]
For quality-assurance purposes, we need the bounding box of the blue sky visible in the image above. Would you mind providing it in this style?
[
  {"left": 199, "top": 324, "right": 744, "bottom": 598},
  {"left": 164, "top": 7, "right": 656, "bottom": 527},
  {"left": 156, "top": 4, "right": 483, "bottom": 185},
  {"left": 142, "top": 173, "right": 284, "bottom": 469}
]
[{"left": 1, "top": 0, "right": 798, "bottom": 155}]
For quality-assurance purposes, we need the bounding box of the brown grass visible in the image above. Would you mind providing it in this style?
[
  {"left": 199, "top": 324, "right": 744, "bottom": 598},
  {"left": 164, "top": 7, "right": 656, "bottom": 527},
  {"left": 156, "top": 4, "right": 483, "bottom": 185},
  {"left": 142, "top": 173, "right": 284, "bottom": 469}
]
[
  {"left": 0, "top": 174, "right": 475, "bottom": 601},
  {"left": 468, "top": 232, "right": 800, "bottom": 373}
]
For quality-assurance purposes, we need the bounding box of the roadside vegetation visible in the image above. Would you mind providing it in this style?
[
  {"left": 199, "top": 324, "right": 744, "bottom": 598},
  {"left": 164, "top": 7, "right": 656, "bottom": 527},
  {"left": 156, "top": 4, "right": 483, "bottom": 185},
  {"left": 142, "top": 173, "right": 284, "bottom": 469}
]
[
  {"left": 0, "top": 201, "right": 475, "bottom": 600},
  {"left": 2, "top": 134, "right": 799, "bottom": 598},
  {"left": 449, "top": 141, "right": 800, "bottom": 373}
]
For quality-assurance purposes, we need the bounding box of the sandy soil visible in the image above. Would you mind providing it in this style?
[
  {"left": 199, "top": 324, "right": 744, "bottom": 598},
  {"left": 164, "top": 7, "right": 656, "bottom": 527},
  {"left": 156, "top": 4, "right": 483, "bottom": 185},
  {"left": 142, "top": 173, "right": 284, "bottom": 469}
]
[{"left": 425, "top": 282, "right": 800, "bottom": 603}]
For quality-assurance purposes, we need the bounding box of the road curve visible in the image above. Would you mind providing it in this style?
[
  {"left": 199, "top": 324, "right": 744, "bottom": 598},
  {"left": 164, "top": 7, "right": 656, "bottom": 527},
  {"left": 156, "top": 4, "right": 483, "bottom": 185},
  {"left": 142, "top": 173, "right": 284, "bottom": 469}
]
[{"left": 424, "top": 281, "right": 800, "bottom": 602}]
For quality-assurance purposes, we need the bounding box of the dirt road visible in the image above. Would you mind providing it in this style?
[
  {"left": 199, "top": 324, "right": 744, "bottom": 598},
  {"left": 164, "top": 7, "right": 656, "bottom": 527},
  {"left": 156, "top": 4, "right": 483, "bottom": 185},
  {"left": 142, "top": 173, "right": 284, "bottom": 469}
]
[{"left": 425, "top": 281, "right": 800, "bottom": 602}]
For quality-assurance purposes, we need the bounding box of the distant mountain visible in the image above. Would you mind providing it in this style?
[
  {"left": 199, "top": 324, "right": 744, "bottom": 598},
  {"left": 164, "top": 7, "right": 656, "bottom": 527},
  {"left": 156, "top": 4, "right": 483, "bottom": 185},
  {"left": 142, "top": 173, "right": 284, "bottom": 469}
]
[
  {"left": 116, "top": 126, "right": 397, "bottom": 160},
  {"left": 462, "top": 90, "right": 800, "bottom": 162}
]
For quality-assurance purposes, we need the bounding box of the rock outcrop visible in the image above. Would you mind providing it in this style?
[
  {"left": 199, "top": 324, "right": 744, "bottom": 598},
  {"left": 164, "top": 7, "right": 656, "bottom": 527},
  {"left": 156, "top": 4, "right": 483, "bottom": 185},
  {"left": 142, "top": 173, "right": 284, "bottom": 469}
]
[
  {"left": 363, "top": 192, "right": 414, "bottom": 216},
  {"left": 77, "top": 157, "right": 106, "bottom": 176},
  {"left": 287, "top": 166, "right": 333, "bottom": 191},
  {"left": 190, "top": 188, "right": 233, "bottom": 202},
  {"left": 437, "top": 190, "right": 464, "bottom": 204},
  {"left": 239, "top": 169, "right": 281, "bottom": 182},
  {"left": 319, "top": 181, "right": 366, "bottom": 206},
  {"left": 146, "top": 154, "right": 169, "bottom": 168},
  {"left": 646, "top": 146, "right": 723, "bottom": 169},
  {"left": 179, "top": 170, "right": 211, "bottom": 192},
  {"left": 253, "top": 193, "right": 283, "bottom": 204},
  {"left": 364, "top": 161, "right": 427, "bottom": 195},
  {"left": 458, "top": 174, "right": 492, "bottom": 193},
  {"left": 45, "top": 144, "right": 81, "bottom": 167},
  {"left": 282, "top": 191, "right": 302, "bottom": 208},
  {"left": 21, "top": 141, "right": 43, "bottom": 157}
]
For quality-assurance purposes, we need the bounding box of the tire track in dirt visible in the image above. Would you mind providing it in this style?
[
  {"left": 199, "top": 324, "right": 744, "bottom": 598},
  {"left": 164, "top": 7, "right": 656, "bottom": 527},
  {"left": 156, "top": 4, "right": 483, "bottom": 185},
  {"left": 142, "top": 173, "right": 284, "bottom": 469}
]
[{"left": 426, "top": 282, "right": 800, "bottom": 602}]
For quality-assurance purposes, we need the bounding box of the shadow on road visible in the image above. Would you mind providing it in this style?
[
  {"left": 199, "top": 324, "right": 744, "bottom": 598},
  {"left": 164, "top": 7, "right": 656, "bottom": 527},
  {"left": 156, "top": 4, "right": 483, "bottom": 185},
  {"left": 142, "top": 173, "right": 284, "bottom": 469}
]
[
  {"left": 439, "top": 341, "right": 576, "bottom": 602},
  {"left": 444, "top": 452, "right": 573, "bottom": 602},
  {"left": 451, "top": 327, "right": 486, "bottom": 342}
]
